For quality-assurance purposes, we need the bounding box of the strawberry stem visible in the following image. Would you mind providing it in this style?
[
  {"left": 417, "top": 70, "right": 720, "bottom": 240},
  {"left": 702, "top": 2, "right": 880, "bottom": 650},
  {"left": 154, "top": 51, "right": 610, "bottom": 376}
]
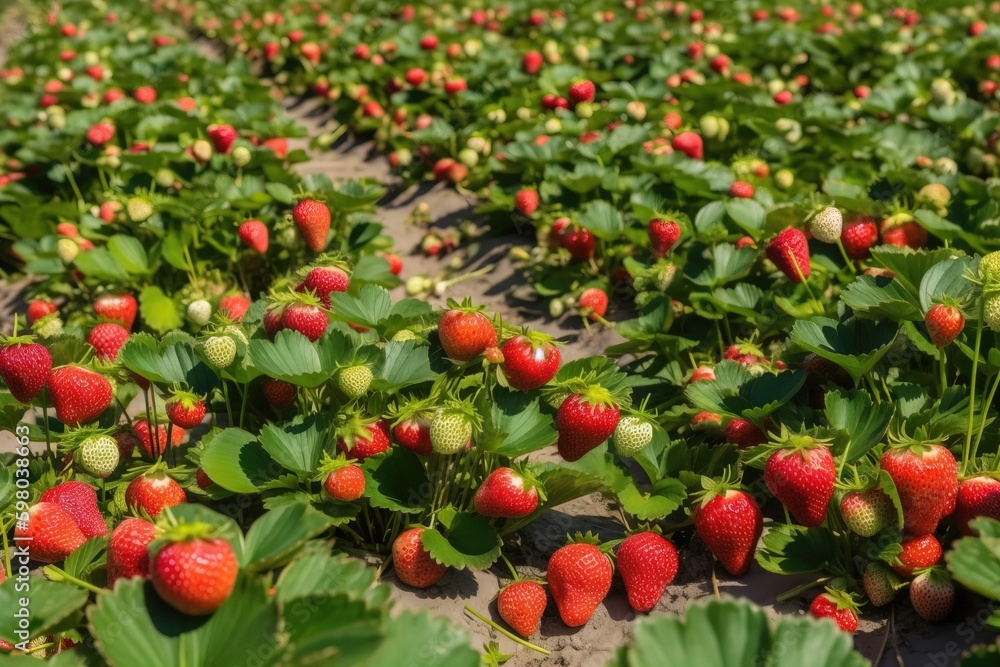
[
  {"left": 835, "top": 239, "right": 856, "bottom": 274},
  {"left": 963, "top": 296, "right": 986, "bottom": 474},
  {"left": 775, "top": 576, "right": 832, "bottom": 602},
  {"left": 498, "top": 553, "right": 519, "bottom": 582},
  {"left": 43, "top": 565, "right": 104, "bottom": 595},
  {"left": 463, "top": 605, "right": 550, "bottom": 655}
]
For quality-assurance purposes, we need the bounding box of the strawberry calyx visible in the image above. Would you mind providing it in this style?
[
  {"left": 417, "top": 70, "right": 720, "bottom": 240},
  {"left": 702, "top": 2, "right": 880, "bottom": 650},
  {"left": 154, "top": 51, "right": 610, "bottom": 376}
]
[
  {"left": 296, "top": 252, "right": 353, "bottom": 276},
  {"left": 820, "top": 587, "right": 862, "bottom": 614},
  {"left": 691, "top": 466, "right": 745, "bottom": 509},
  {"left": 316, "top": 452, "right": 356, "bottom": 478},
  {"left": 269, "top": 286, "right": 326, "bottom": 310},
  {"left": 388, "top": 394, "right": 438, "bottom": 426},
  {"left": 443, "top": 296, "right": 490, "bottom": 315},
  {"left": 0, "top": 331, "right": 39, "bottom": 346},
  {"left": 436, "top": 399, "right": 484, "bottom": 433},
  {"left": 559, "top": 383, "right": 616, "bottom": 409},
  {"left": 58, "top": 424, "right": 118, "bottom": 450},
  {"left": 881, "top": 210, "right": 915, "bottom": 231},
  {"left": 913, "top": 564, "right": 950, "bottom": 584},
  {"left": 166, "top": 388, "right": 204, "bottom": 410},
  {"left": 509, "top": 460, "right": 547, "bottom": 502},
  {"left": 337, "top": 411, "right": 382, "bottom": 446}
]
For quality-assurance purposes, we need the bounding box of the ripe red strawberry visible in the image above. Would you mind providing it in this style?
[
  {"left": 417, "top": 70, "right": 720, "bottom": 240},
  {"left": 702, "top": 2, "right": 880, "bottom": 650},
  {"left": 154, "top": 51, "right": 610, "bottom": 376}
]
[
  {"left": 207, "top": 124, "right": 237, "bottom": 154},
  {"left": 881, "top": 220, "right": 927, "bottom": 250},
  {"left": 393, "top": 527, "right": 446, "bottom": 588},
  {"left": 126, "top": 472, "right": 187, "bottom": 518},
  {"left": 218, "top": 294, "right": 251, "bottom": 322},
  {"left": 515, "top": 188, "right": 539, "bottom": 217},
  {"left": 337, "top": 418, "right": 391, "bottom": 461},
  {"left": 15, "top": 502, "right": 87, "bottom": 563},
  {"left": 48, "top": 366, "right": 113, "bottom": 425},
  {"left": 725, "top": 418, "right": 768, "bottom": 449},
  {"left": 393, "top": 417, "right": 433, "bottom": 456},
  {"left": 909, "top": 568, "right": 954, "bottom": 622},
  {"left": 88, "top": 322, "right": 129, "bottom": 362},
  {"left": 383, "top": 252, "right": 403, "bottom": 275},
  {"left": 617, "top": 532, "right": 679, "bottom": 612},
  {"left": 925, "top": 304, "right": 964, "bottom": 348},
  {"left": 556, "top": 391, "right": 620, "bottom": 462},
  {"left": 40, "top": 481, "right": 107, "bottom": 538},
  {"left": 27, "top": 299, "right": 57, "bottom": 325},
  {"left": 133, "top": 418, "right": 184, "bottom": 459},
  {"left": 474, "top": 467, "right": 540, "bottom": 518},
  {"left": 281, "top": 302, "right": 329, "bottom": 342},
  {"left": 671, "top": 131, "right": 703, "bottom": 159},
  {"left": 729, "top": 181, "right": 755, "bottom": 198},
  {"left": 443, "top": 79, "right": 467, "bottom": 95},
  {"left": 438, "top": 307, "right": 497, "bottom": 361},
  {"left": 86, "top": 121, "right": 115, "bottom": 146},
  {"left": 263, "top": 378, "right": 296, "bottom": 409},
  {"left": 569, "top": 80, "right": 596, "bottom": 104},
  {"left": 0, "top": 340, "right": 52, "bottom": 403},
  {"left": 94, "top": 293, "right": 137, "bottom": 330},
  {"left": 292, "top": 199, "right": 331, "bottom": 252},
  {"left": 809, "top": 591, "right": 859, "bottom": 633},
  {"left": 298, "top": 265, "right": 350, "bottom": 308},
  {"left": 263, "top": 306, "right": 284, "bottom": 339},
  {"left": 693, "top": 488, "right": 763, "bottom": 576},
  {"left": 151, "top": 537, "right": 238, "bottom": 615},
  {"left": 522, "top": 51, "right": 543, "bottom": 74},
  {"left": 107, "top": 517, "right": 156, "bottom": 586},
  {"left": 881, "top": 443, "right": 958, "bottom": 536},
  {"left": 841, "top": 217, "right": 879, "bottom": 259},
  {"left": 500, "top": 334, "right": 561, "bottom": 390},
  {"left": 648, "top": 219, "right": 681, "bottom": 258},
  {"left": 690, "top": 365, "right": 715, "bottom": 382},
  {"left": 840, "top": 487, "right": 894, "bottom": 537},
  {"left": 134, "top": 86, "right": 157, "bottom": 104},
  {"left": 324, "top": 464, "right": 366, "bottom": 501},
  {"left": 765, "top": 228, "right": 811, "bottom": 283},
  {"left": 238, "top": 220, "right": 268, "bottom": 254},
  {"left": 166, "top": 395, "right": 207, "bottom": 429},
  {"left": 405, "top": 67, "right": 426, "bottom": 86},
  {"left": 497, "top": 580, "right": 546, "bottom": 637},
  {"left": 562, "top": 229, "right": 596, "bottom": 261},
  {"left": 892, "top": 534, "right": 942, "bottom": 576},
  {"left": 578, "top": 288, "right": 608, "bottom": 321},
  {"left": 547, "top": 538, "right": 613, "bottom": 626},
  {"left": 955, "top": 476, "right": 1000, "bottom": 536},
  {"left": 764, "top": 442, "right": 835, "bottom": 527}
]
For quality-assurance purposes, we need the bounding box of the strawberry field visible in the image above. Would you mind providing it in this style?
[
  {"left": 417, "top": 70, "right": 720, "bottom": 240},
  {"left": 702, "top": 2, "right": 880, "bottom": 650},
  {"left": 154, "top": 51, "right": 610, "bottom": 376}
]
[{"left": 6, "top": 0, "right": 1000, "bottom": 665}]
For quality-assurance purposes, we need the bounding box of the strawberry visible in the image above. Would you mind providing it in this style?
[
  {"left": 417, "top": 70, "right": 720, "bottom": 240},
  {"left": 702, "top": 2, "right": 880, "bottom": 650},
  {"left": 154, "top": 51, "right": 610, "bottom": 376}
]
[
  {"left": 238, "top": 220, "right": 268, "bottom": 254},
  {"left": 438, "top": 307, "right": 497, "bottom": 361},
  {"left": 393, "top": 417, "right": 433, "bottom": 456},
  {"left": 500, "top": 334, "right": 560, "bottom": 390},
  {"left": 281, "top": 302, "right": 329, "bottom": 342},
  {"left": 648, "top": 219, "right": 681, "bottom": 258},
  {"left": 337, "top": 365, "right": 373, "bottom": 399},
  {"left": 578, "top": 288, "right": 609, "bottom": 321},
  {"left": 568, "top": 80, "right": 596, "bottom": 104},
  {"left": 337, "top": 418, "right": 391, "bottom": 461},
  {"left": 474, "top": 467, "right": 540, "bottom": 518},
  {"left": 672, "top": 131, "right": 704, "bottom": 159},
  {"left": 107, "top": 517, "right": 156, "bottom": 586},
  {"left": 94, "top": 293, "right": 137, "bottom": 330},
  {"left": 126, "top": 196, "right": 153, "bottom": 223},
  {"left": 324, "top": 464, "right": 366, "bottom": 501},
  {"left": 841, "top": 218, "right": 879, "bottom": 259},
  {"left": 729, "top": 181, "right": 754, "bottom": 198},
  {"left": 207, "top": 124, "right": 237, "bottom": 154},
  {"left": 497, "top": 580, "right": 546, "bottom": 637},
  {"left": 764, "top": 441, "right": 834, "bottom": 527},
  {"left": 562, "top": 229, "right": 596, "bottom": 261},
  {"left": 196, "top": 468, "right": 213, "bottom": 490},
  {"left": 126, "top": 472, "right": 187, "bottom": 518},
  {"left": 0, "top": 340, "right": 52, "bottom": 403},
  {"left": 617, "top": 532, "right": 679, "bottom": 612},
  {"left": 690, "top": 365, "right": 715, "bottom": 382},
  {"left": 862, "top": 562, "right": 901, "bottom": 607},
  {"left": 880, "top": 220, "right": 927, "bottom": 250},
  {"left": 925, "top": 304, "right": 964, "bottom": 348},
  {"left": 187, "top": 300, "right": 212, "bottom": 326},
  {"left": 383, "top": 252, "right": 403, "bottom": 275},
  {"left": 522, "top": 51, "right": 543, "bottom": 74},
  {"left": 151, "top": 537, "right": 238, "bottom": 615},
  {"left": 133, "top": 418, "right": 183, "bottom": 459},
  {"left": 515, "top": 189, "right": 539, "bottom": 217},
  {"left": 892, "top": 534, "right": 942, "bottom": 576},
  {"left": 298, "top": 265, "right": 350, "bottom": 308},
  {"left": 87, "top": 322, "right": 129, "bottom": 362},
  {"left": 393, "top": 527, "right": 446, "bottom": 588},
  {"left": 114, "top": 427, "right": 138, "bottom": 460},
  {"left": 810, "top": 206, "right": 843, "bottom": 244},
  {"left": 405, "top": 67, "right": 426, "bottom": 86},
  {"left": 765, "top": 228, "right": 811, "bottom": 283},
  {"left": 166, "top": 394, "right": 207, "bottom": 429},
  {"left": 15, "top": 502, "right": 87, "bottom": 563},
  {"left": 724, "top": 418, "right": 768, "bottom": 449},
  {"left": 27, "top": 299, "right": 57, "bottom": 325},
  {"left": 218, "top": 294, "right": 251, "bottom": 322},
  {"left": 430, "top": 409, "right": 473, "bottom": 454},
  {"left": 78, "top": 434, "right": 120, "bottom": 477},
  {"left": 689, "top": 410, "right": 720, "bottom": 430},
  {"left": 48, "top": 366, "right": 113, "bottom": 425},
  {"left": 614, "top": 416, "right": 653, "bottom": 457},
  {"left": 263, "top": 378, "right": 297, "bottom": 409},
  {"left": 693, "top": 488, "right": 763, "bottom": 576},
  {"left": 263, "top": 306, "right": 285, "bottom": 339},
  {"left": 881, "top": 443, "right": 958, "bottom": 536},
  {"left": 909, "top": 568, "right": 954, "bottom": 622},
  {"left": 134, "top": 86, "right": 157, "bottom": 104},
  {"left": 292, "top": 199, "right": 331, "bottom": 252},
  {"left": 86, "top": 121, "right": 115, "bottom": 146},
  {"left": 839, "top": 487, "right": 894, "bottom": 537},
  {"left": 809, "top": 591, "right": 859, "bottom": 633},
  {"left": 955, "top": 476, "right": 1000, "bottom": 536},
  {"left": 203, "top": 335, "right": 237, "bottom": 368},
  {"left": 40, "top": 481, "right": 107, "bottom": 538},
  {"left": 547, "top": 537, "right": 613, "bottom": 626},
  {"left": 556, "top": 391, "right": 620, "bottom": 462}
]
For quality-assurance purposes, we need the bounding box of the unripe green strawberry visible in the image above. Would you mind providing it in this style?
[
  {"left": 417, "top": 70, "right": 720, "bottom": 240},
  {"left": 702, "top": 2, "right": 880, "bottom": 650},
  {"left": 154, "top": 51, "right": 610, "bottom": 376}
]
[
  {"left": 430, "top": 411, "right": 473, "bottom": 454},
  {"left": 203, "top": 335, "right": 236, "bottom": 368},
  {"left": 35, "top": 315, "right": 64, "bottom": 338},
  {"left": 155, "top": 168, "right": 175, "bottom": 189},
  {"left": 980, "top": 251, "right": 1000, "bottom": 283},
  {"left": 338, "top": 365, "right": 373, "bottom": 399},
  {"left": 614, "top": 416, "right": 653, "bottom": 457},
  {"left": 839, "top": 487, "right": 894, "bottom": 537},
  {"left": 862, "top": 563, "right": 900, "bottom": 607},
  {"left": 391, "top": 329, "right": 416, "bottom": 342},
  {"left": 810, "top": 206, "right": 843, "bottom": 244},
  {"left": 223, "top": 325, "right": 248, "bottom": 345},
  {"left": 232, "top": 145, "right": 252, "bottom": 167},
  {"left": 79, "top": 435, "right": 120, "bottom": 477},
  {"left": 126, "top": 196, "right": 153, "bottom": 222},
  {"left": 57, "top": 238, "right": 79, "bottom": 263},
  {"left": 985, "top": 295, "right": 1000, "bottom": 331},
  {"left": 192, "top": 139, "right": 214, "bottom": 163},
  {"left": 187, "top": 299, "right": 212, "bottom": 326}
]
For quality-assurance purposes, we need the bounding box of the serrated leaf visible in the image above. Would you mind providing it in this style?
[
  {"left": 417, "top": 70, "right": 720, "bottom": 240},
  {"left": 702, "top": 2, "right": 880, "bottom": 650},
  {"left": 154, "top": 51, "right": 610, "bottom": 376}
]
[
  {"left": 616, "top": 478, "right": 686, "bottom": 520},
  {"left": 824, "top": 389, "right": 893, "bottom": 463},
  {"left": 199, "top": 427, "right": 276, "bottom": 494},
  {"left": 755, "top": 524, "right": 840, "bottom": 575},
  {"left": 361, "top": 447, "right": 429, "bottom": 514},
  {"left": 259, "top": 415, "right": 329, "bottom": 476},
  {"left": 790, "top": 317, "right": 898, "bottom": 384},
  {"left": 0, "top": 578, "right": 89, "bottom": 643},
  {"left": 421, "top": 507, "right": 501, "bottom": 570},
  {"left": 242, "top": 503, "right": 331, "bottom": 572},
  {"left": 139, "top": 285, "right": 182, "bottom": 333}
]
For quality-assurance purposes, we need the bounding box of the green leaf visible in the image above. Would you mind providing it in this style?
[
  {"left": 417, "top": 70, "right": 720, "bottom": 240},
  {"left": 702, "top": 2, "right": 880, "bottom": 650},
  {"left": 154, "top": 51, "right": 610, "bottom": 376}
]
[
  {"left": 869, "top": 246, "right": 959, "bottom": 297},
  {"left": 276, "top": 553, "right": 380, "bottom": 603},
  {"left": 577, "top": 200, "right": 624, "bottom": 240},
  {"left": 108, "top": 235, "right": 149, "bottom": 274},
  {"left": 824, "top": 389, "right": 893, "bottom": 463},
  {"left": 248, "top": 330, "right": 345, "bottom": 388},
  {"left": 62, "top": 536, "right": 108, "bottom": 579},
  {"left": 74, "top": 249, "right": 130, "bottom": 281},
  {"left": 139, "top": 286, "right": 182, "bottom": 333},
  {"left": 0, "top": 578, "right": 89, "bottom": 643},
  {"left": 840, "top": 275, "right": 923, "bottom": 321},
  {"left": 242, "top": 503, "right": 331, "bottom": 572},
  {"left": 328, "top": 285, "right": 392, "bottom": 328},
  {"left": 726, "top": 199, "right": 766, "bottom": 234},
  {"left": 283, "top": 593, "right": 383, "bottom": 665},
  {"left": 919, "top": 256, "right": 977, "bottom": 312},
  {"left": 616, "top": 478, "right": 687, "bottom": 520},
  {"left": 946, "top": 518, "right": 1000, "bottom": 601},
  {"left": 790, "top": 317, "right": 899, "bottom": 384},
  {"left": 361, "top": 447, "right": 429, "bottom": 514},
  {"left": 374, "top": 341, "right": 437, "bottom": 390},
  {"left": 369, "top": 611, "right": 478, "bottom": 667},
  {"left": 687, "top": 244, "right": 758, "bottom": 288},
  {"left": 259, "top": 415, "right": 329, "bottom": 476},
  {"left": 199, "top": 427, "right": 276, "bottom": 494},
  {"left": 479, "top": 389, "right": 557, "bottom": 457},
  {"left": 119, "top": 336, "right": 217, "bottom": 394},
  {"left": 756, "top": 524, "right": 840, "bottom": 575},
  {"left": 420, "top": 506, "right": 502, "bottom": 570}
]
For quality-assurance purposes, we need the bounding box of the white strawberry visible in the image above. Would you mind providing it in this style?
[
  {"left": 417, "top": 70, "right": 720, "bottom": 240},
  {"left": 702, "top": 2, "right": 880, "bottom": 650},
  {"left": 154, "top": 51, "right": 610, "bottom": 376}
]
[{"left": 810, "top": 206, "right": 843, "bottom": 244}]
